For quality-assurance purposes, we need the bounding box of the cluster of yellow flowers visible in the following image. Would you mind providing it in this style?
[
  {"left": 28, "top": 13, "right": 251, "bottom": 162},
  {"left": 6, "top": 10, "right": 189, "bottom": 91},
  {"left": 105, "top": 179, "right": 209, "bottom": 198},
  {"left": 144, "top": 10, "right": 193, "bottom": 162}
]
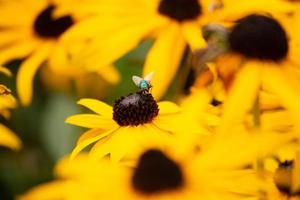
[{"left": 0, "top": 0, "right": 300, "bottom": 199}]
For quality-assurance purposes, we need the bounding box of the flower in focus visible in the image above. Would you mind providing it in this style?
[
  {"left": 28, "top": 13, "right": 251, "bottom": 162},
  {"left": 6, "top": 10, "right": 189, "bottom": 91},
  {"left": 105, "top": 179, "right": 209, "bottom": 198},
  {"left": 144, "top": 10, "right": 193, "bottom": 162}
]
[
  {"left": 66, "top": 89, "right": 191, "bottom": 162},
  {"left": 0, "top": 0, "right": 119, "bottom": 106}
]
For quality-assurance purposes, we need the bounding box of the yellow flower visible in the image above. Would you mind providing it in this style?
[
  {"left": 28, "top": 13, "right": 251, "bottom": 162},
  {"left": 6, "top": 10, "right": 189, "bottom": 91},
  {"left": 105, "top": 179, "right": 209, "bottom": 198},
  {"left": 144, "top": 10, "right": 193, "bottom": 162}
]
[
  {"left": 62, "top": 0, "right": 293, "bottom": 99},
  {"left": 215, "top": 13, "right": 300, "bottom": 134},
  {"left": 0, "top": 0, "right": 119, "bottom": 106},
  {"left": 0, "top": 71, "right": 21, "bottom": 150},
  {"left": 66, "top": 90, "right": 196, "bottom": 162},
  {"left": 20, "top": 127, "right": 293, "bottom": 200}
]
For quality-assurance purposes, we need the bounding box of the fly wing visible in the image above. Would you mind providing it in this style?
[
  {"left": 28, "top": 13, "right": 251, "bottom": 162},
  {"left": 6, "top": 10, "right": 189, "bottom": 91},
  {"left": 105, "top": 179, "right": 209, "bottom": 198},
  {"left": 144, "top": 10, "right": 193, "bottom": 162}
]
[
  {"left": 132, "top": 76, "right": 143, "bottom": 87},
  {"left": 144, "top": 72, "right": 154, "bottom": 82}
]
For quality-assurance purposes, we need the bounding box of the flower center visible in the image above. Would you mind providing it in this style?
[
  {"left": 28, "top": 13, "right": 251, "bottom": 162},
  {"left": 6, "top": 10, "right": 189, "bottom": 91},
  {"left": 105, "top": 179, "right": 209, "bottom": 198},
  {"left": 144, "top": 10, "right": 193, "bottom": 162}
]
[
  {"left": 274, "top": 161, "right": 300, "bottom": 196},
  {"left": 132, "top": 149, "right": 184, "bottom": 194},
  {"left": 34, "top": 5, "right": 74, "bottom": 38},
  {"left": 229, "top": 14, "right": 288, "bottom": 62},
  {"left": 112, "top": 92, "right": 159, "bottom": 126},
  {"left": 158, "top": 0, "right": 202, "bottom": 22}
]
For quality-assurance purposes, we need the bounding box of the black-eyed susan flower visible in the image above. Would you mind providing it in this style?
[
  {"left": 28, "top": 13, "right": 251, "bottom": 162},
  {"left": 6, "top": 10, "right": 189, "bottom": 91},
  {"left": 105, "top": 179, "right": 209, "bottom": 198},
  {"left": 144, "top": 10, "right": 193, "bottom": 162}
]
[
  {"left": 215, "top": 13, "right": 300, "bottom": 134},
  {"left": 20, "top": 127, "right": 294, "bottom": 200},
  {"left": 0, "top": 0, "right": 119, "bottom": 106},
  {"left": 66, "top": 80, "right": 202, "bottom": 162},
  {"left": 62, "top": 0, "right": 293, "bottom": 99}
]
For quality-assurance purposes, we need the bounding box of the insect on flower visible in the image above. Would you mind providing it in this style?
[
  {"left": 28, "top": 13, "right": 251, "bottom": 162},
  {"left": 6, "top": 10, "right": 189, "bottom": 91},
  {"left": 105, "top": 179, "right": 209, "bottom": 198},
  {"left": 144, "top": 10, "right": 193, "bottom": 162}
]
[{"left": 132, "top": 72, "right": 154, "bottom": 94}]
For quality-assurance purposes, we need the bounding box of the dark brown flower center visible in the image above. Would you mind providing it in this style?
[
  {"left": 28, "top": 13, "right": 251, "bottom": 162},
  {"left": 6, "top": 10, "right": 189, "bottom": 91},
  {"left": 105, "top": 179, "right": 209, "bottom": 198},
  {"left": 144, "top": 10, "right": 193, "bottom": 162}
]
[
  {"left": 229, "top": 14, "right": 289, "bottom": 62},
  {"left": 158, "top": 0, "right": 202, "bottom": 22},
  {"left": 132, "top": 149, "right": 184, "bottom": 194},
  {"left": 112, "top": 92, "right": 159, "bottom": 126},
  {"left": 274, "top": 160, "right": 300, "bottom": 196},
  {"left": 34, "top": 5, "right": 74, "bottom": 38}
]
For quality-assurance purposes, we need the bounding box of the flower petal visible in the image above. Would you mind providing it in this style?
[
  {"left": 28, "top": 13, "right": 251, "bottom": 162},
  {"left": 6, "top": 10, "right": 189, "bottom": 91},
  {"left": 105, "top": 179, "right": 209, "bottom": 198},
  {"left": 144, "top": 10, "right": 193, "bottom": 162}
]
[
  {"left": 17, "top": 43, "right": 52, "bottom": 106},
  {"left": 20, "top": 181, "right": 69, "bottom": 200},
  {"left": 77, "top": 98, "right": 113, "bottom": 117},
  {"left": 261, "top": 66, "right": 300, "bottom": 128},
  {"left": 77, "top": 128, "right": 104, "bottom": 145},
  {"left": 158, "top": 101, "right": 181, "bottom": 115},
  {"left": 143, "top": 22, "right": 186, "bottom": 100},
  {"left": 197, "top": 130, "right": 294, "bottom": 170},
  {"left": 71, "top": 16, "right": 165, "bottom": 72},
  {"left": 0, "top": 123, "right": 21, "bottom": 150},
  {"left": 217, "top": 0, "right": 294, "bottom": 22},
  {"left": 0, "top": 40, "right": 39, "bottom": 64},
  {"left": 70, "top": 128, "right": 118, "bottom": 160},
  {"left": 65, "top": 114, "right": 116, "bottom": 129},
  {"left": 0, "top": 66, "right": 12, "bottom": 77},
  {"left": 181, "top": 21, "right": 206, "bottom": 51},
  {"left": 218, "top": 62, "right": 261, "bottom": 135},
  {"left": 96, "top": 65, "right": 120, "bottom": 85}
]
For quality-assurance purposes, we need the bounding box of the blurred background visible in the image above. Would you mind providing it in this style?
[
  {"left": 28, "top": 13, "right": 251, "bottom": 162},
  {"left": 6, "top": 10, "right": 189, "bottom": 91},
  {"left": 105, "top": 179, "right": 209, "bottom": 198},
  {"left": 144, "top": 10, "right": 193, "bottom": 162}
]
[{"left": 0, "top": 40, "right": 182, "bottom": 199}]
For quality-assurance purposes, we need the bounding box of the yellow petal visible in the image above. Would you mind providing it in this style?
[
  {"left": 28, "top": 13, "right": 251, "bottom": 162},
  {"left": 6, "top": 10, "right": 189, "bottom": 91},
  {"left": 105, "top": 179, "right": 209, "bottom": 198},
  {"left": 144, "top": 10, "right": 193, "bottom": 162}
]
[
  {"left": 17, "top": 43, "right": 52, "bottom": 106},
  {"left": 217, "top": 0, "right": 294, "bottom": 22},
  {"left": 97, "top": 65, "right": 120, "bottom": 85},
  {"left": 0, "top": 94, "right": 17, "bottom": 110},
  {"left": 0, "top": 66, "right": 12, "bottom": 77},
  {"left": 72, "top": 17, "right": 165, "bottom": 72},
  {"left": 70, "top": 128, "right": 118, "bottom": 160},
  {"left": 89, "top": 136, "right": 112, "bottom": 161},
  {"left": 77, "top": 98, "right": 113, "bottom": 117},
  {"left": 109, "top": 128, "right": 133, "bottom": 163},
  {"left": 0, "top": 40, "right": 39, "bottom": 64},
  {"left": 158, "top": 101, "right": 181, "bottom": 115},
  {"left": 181, "top": 21, "right": 206, "bottom": 51},
  {"left": 0, "top": 30, "right": 29, "bottom": 47},
  {"left": 197, "top": 130, "right": 294, "bottom": 170},
  {"left": 65, "top": 114, "right": 116, "bottom": 129},
  {"left": 19, "top": 181, "right": 69, "bottom": 200},
  {"left": 48, "top": 44, "right": 69, "bottom": 74},
  {"left": 77, "top": 128, "right": 104, "bottom": 145},
  {"left": 218, "top": 63, "right": 261, "bottom": 135},
  {"left": 143, "top": 22, "right": 186, "bottom": 99},
  {"left": 0, "top": 123, "right": 21, "bottom": 150},
  {"left": 261, "top": 66, "right": 300, "bottom": 129}
]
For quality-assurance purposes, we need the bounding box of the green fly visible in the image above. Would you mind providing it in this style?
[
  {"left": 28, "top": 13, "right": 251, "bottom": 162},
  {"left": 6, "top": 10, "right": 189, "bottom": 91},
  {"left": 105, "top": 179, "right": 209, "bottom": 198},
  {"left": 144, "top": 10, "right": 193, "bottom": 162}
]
[{"left": 132, "top": 72, "right": 154, "bottom": 93}]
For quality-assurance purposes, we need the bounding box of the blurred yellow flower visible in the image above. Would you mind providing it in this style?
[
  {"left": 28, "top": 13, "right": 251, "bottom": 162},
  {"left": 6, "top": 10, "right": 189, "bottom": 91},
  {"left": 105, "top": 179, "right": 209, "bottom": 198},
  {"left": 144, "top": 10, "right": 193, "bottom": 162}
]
[
  {"left": 20, "top": 127, "right": 294, "bottom": 200},
  {"left": 216, "top": 13, "right": 300, "bottom": 134},
  {"left": 61, "top": 0, "right": 293, "bottom": 99},
  {"left": 0, "top": 0, "right": 119, "bottom": 106}
]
